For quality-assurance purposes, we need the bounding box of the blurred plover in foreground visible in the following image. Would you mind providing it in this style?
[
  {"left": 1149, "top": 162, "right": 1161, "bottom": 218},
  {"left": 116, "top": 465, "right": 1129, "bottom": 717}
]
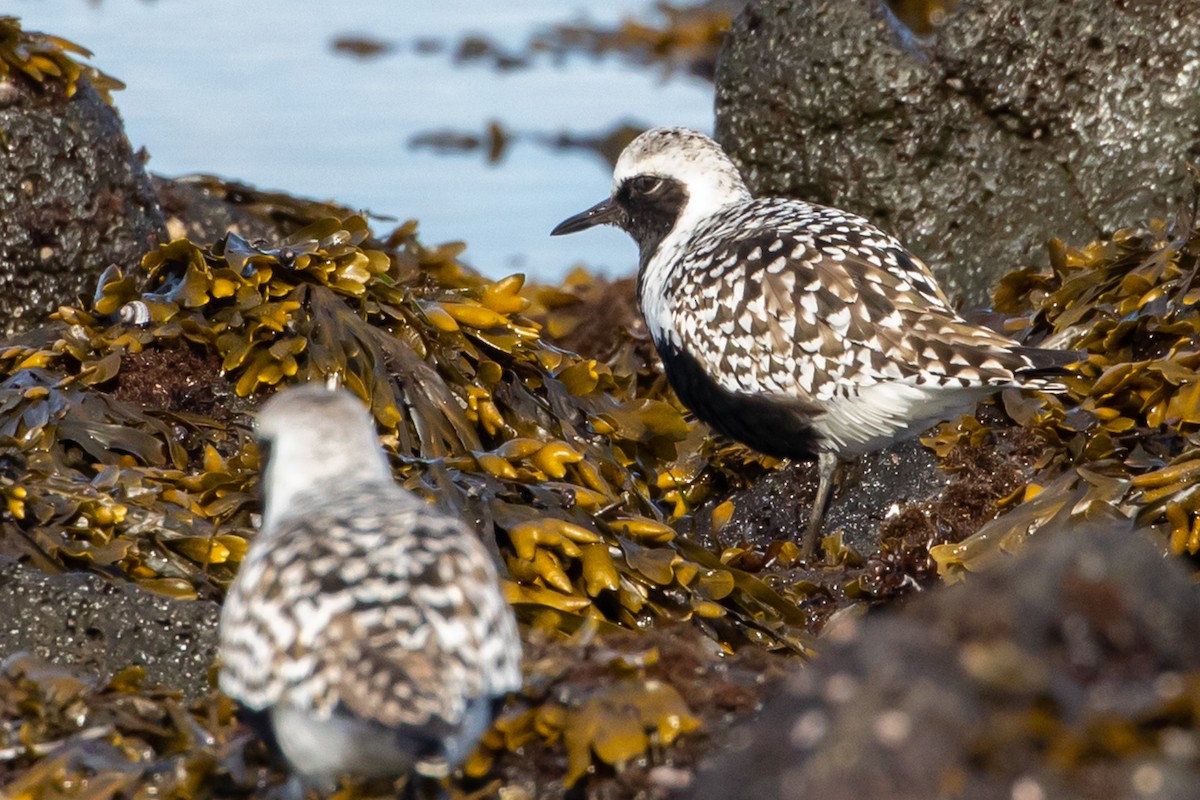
[
  {"left": 219, "top": 385, "right": 521, "bottom": 797},
  {"left": 552, "top": 127, "right": 1071, "bottom": 559}
]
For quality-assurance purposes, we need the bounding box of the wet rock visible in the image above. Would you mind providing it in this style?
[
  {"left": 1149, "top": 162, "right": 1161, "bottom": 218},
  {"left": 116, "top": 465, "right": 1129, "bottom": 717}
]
[
  {"left": 681, "top": 425, "right": 1041, "bottom": 631},
  {"left": 0, "top": 556, "right": 219, "bottom": 702},
  {"left": 688, "top": 439, "right": 948, "bottom": 562},
  {"left": 715, "top": 0, "right": 1200, "bottom": 306},
  {"left": 688, "top": 520, "right": 1200, "bottom": 800},
  {"left": 0, "top": 77, "right": 165, "bottom": 337}
]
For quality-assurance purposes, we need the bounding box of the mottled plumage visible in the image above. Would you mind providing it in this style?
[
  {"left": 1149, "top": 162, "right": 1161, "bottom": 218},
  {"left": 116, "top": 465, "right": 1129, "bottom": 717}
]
[
  {"left": 219, "top": 386, "right": 521, "bottom": 794},
  {"left": 552, "top": 127, "right": 1070, "bottom": 558}
]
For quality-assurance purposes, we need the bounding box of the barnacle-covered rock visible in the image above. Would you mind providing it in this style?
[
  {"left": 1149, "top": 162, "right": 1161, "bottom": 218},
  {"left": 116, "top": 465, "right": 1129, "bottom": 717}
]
[
  {"left": 0, "top": 556, "right": 218, "bottom": 702},
  {"left": 0, "top": 17, "right": 164, "bottom": 338},
  {"left": 716, "top": 0, "right": 1200, "bottom": 305},
  {"left": 689, "top": 522, "right": 1200, "bottom": 800}
]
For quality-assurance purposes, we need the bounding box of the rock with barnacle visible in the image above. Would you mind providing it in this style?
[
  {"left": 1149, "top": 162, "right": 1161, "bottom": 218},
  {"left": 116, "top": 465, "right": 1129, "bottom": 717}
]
[
  {"left": 218, "top": 385, "right": 522, "bottom": 796},
  {"left": 687, "top": 520, "right": 1200, "bottom": 800},
  {"left": 0, "top": 17, "right": 164, "bottom": 337},
  {"left": 715, "top": 0, "right": 1200, "bottom": 305},
  {"left": 552, "top": 126, "right": 1073, "bottom": 559}
]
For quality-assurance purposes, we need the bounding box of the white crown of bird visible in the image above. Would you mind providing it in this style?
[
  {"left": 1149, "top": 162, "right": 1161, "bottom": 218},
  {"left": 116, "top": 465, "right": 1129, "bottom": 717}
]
[{"left": 612, "top": 128, "right": 752, "bottom": 233}]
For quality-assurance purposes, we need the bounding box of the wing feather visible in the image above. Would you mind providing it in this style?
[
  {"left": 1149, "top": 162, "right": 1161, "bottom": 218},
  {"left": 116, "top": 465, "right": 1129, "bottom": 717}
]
[{"left": 664, "top": 198, "right": 1063, "bottom": 404}]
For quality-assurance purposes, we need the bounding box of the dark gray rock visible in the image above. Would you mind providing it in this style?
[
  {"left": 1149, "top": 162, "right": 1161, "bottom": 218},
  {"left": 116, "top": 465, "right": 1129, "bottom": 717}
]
[
  {"left": 688, "top": 520, "right": 1200, "bottom": 800},
  {"left": 0, "top": 76, "right": 165, "bottom": 338},
  {"left": 715, "top": 0, "right": 1200, "bottom": 306},
  {"left": 0, "top": 557, "right": 219, "bottom": 701},
  {"left": 692, "top": 438, "right": 949, "bottom": 557}
]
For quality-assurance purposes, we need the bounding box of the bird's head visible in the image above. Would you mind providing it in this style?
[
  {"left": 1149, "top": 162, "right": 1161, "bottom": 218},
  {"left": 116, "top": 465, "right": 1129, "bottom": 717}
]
[
  {"left": 551, "top": 127, "right": 751, "bottom": 263},
  {"left": 255, "top": 385, "right": 392, "bottom": 530}
]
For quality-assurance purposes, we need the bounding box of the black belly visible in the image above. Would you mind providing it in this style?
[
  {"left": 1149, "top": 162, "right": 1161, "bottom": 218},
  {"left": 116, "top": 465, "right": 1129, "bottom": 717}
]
[{"left": 656, "top": 340, "right": 823, "bottom": 461}]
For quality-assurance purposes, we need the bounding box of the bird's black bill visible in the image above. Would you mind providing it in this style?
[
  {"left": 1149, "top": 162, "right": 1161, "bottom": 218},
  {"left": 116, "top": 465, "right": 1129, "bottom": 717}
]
[{"left": 550, "top": 198, "right": 618, "bottom": 236}]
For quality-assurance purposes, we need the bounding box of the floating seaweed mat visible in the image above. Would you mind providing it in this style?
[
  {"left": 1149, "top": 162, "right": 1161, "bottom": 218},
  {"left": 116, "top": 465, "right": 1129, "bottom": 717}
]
[{"left": 0, "top": 214, "right": 810, "bottom": 651}]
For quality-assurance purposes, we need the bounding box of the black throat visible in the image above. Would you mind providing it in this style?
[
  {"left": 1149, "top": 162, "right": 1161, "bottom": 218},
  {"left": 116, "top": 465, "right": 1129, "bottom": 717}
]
[{"left": 615, "top": 178, "right": 688, "bottom": 274}]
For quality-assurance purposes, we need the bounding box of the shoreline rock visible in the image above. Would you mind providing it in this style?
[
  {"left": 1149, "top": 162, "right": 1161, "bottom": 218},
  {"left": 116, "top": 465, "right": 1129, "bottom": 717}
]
[
  {"left": 0, "top": 556, "right": 219, "bottom": 703},
  {"left": 715, "top": 0, "right": 1200, "bottom": 305},
  {"left": 689, "top": 521, "right": 1200, "bottom": 800},
  {"left": 0, "top": 76, "right": 164, "bottom": 337}
]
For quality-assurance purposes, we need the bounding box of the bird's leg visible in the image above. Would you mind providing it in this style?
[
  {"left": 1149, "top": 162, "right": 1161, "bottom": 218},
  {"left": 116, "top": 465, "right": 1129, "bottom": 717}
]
[{"left": 801, "top": 451, "right": 839, "bottom": 561}]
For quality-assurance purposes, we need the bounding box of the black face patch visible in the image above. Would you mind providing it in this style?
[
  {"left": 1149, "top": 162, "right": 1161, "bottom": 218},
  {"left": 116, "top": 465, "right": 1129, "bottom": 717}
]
[{"left": 614, "top": 175, "right": 688, "bottom": 267}]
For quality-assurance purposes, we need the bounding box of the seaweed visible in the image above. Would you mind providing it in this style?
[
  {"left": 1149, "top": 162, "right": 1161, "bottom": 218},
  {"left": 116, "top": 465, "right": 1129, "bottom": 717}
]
[
  {"left": 0, "top": 209, "right": 815, "bottom": 635},
  {"left": 933, "top": 210, "right": 1200, "bottom": 574},
  {"left": 7, "top": 194, "right": 1200, "bottom": 795},
  {"left": 0, "top": 201, "right": 823, "bottom": 794},
  {"left": 0, "top": 654, "right": 251, "bottom": 798},
  {"left": 0, "top": 17, "right": 124, "bottom": 104}
]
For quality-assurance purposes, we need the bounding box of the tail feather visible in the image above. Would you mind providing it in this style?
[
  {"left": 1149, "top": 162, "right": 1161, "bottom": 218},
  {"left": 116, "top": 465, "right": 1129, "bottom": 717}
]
[
  {"left": 1013, "top": 345, "right": 1084, "bottom": 371},
  {"left": 1012, "top": 346, "right": 1081, "bottom": 392}
]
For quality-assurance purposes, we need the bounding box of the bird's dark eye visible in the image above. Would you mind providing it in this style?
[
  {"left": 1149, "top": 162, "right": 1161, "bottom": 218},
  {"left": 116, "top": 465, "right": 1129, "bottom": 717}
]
[{"left": 629, "top": 176, "right": 664, "bottom": 196}]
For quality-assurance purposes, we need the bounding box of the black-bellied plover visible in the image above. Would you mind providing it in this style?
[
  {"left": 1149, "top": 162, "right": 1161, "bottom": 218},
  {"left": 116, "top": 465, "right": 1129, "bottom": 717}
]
[
  {"left": 552, "top": 127, "right": 1070, "bottom": 559},
  {"left": 219, "top": 385, "right": 521, "bottom": 796}
]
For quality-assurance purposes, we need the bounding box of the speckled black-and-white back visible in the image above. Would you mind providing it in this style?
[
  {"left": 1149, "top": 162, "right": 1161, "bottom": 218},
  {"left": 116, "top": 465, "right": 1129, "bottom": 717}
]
[
  {"left": 218, "top": 386, "right": 521, "bottom": 790},
  {"left": 644, "top": 194, "right": 1068, "bottom": 457}
]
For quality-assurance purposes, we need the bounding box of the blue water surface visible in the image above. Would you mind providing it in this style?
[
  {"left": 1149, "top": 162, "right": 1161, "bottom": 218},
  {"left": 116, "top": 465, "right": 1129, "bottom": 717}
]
[{"left": 12, "top": 0, "right": 715, "bottom": 280}]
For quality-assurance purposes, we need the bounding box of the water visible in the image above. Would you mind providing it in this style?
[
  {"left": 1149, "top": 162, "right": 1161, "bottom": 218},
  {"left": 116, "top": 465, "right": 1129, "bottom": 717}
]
[{"left": 11, "top": 0, "right": 715, "bottom": 280}]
